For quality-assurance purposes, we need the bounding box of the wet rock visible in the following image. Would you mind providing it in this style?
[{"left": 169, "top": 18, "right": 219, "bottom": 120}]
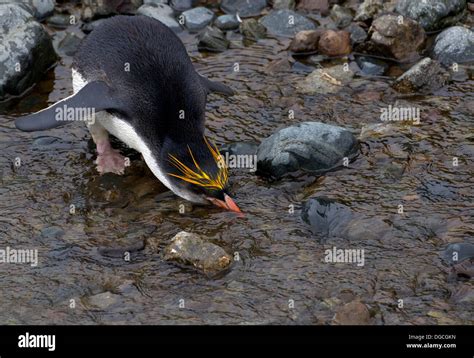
[
  {"left": 259, "top": 9, "right": 316, "bottom": 37},
  {"left": 220, "top": 142, "right": 258, "bottom": 156},
  {"left": 289, "top": 30, "right": 322, "bottom": 53},
  {"left": 57, "top": 32, "right": 83, "bottom": 56},
  {"left": 41, "top": 226, "right": 65, "bottom": 239},
  {"left": 87, "top": 291, "right": 120, "bottom": 310},
  {"left": 240, "top": 19, "right": 267, "bottom": 40},
  {"left": 396, "top": 0, "right": 467, "bottom": 32},
  {"left": 144, "top": 0, "right": 168, "bottom": 5},
  {"left": 81, "top": 0, "right": 143, "bottom": 21},
  {"left": 273, "top": 0, "right": 295, "bottom": 10},
  {"left": 297, "top": 0, "right": 329, "bottom": 14},
  {"left": 392, "top": 58, "right": 449, "bottom": 93},
  {"left": 354, "top": 0, "right": 383, "bottom": 22},
  {"left": 318, "top": 30, "right": 351, "bottom": 56},
  {"left": 330, "top": 4, "right": 353, "bottom": 29},
  {"left": 356, "top": 56, "right": 388, "bottom": 76},
  {"left": 256, "top": 122, "right": 358, "bottom": 179},
  {"left": 432, "top": 26, "right": 474, "bottom": 66},
  {"left": 137, "top": 4, "right": 182, "bottom": 33},
  {"left": 197, "top": 26, "right": 230, "bottom": 52},
  {"left": 182, "top": 7, "right": 214, "bottom": 32},
  {"left": 215, "top": 14, "right": 241, "bottom": 31},
  {"left": 359, "top": 14, "right": 426, "bottom": 62},
  {"left": 221, "top": 0, "right": 267, "bottom": 18},
  {"left": 46, "top": 14, "right": 72, "bottom": 29},
  {"left": 22, "top": 0, "right": 55, "bottom": 21},
  {"left": 299, "top": 64, "right": 354, "bottom": 94},
  {"left": 0, "top": 3, "right": 57, "bottom": 100},
  {"left": 347, "top": 23, "right": 367, "bottom": 44},
  {"left": 170, "top": 0, "right": 195, "bottom": 12},
  {"left": 441, "top": 242, "right": 474, "bottom": 265},
  {"left": 334, "top": 300, "right": 371, "bottom": 325},
  {"left": 32, "top": 136, "right": 72, "bottom": 150},
  {"left": 163, "top": 231, "right": 233, "bottom": 276},
  {"left": 81, "top": 18, "right": 108, "bottom": 33}
]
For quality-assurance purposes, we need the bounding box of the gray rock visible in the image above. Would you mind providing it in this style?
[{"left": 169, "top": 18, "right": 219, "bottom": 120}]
[
  {"left": 432, "top": 26, "right": 474, "bottom": 66},
  {"left": 259, "top": 9, "right": 316, "bottom": 37},
  {"left": 240, "top": 18, "right": 267, "bottom": 40},
  {"left": 46, "top": 14, "right": 72, "bottom": 29},
  {"left": 57, "top": 32, "right": 83, "bottom": 56},
  {"left": 330, "top": 4, "right": 353, "bottom": 29},
  {"left": 197, "top": 26, "right": 230, "bottom": 52},
  {"left": 21, "top": 0, "right": 55, "bottom": 20},
  {"left": 144, "top": 0, "right": 168, "bottom": 5},
  {"left": 298, "top": 64, "right": 354, "bottom": 94},
  {"left": 392, "top": 57, "right": 449, "bottom": 93},
  {"left": 0, "top": 3, "right": 57, "bottom": 100},
  {"left": 441, "top": 242, "right": 474, "bottom": 265},
  {"left": 170, "top": 0, "right": 194, "bottom": 12},
  {"left": 356, "top": 56, "right": 388, "bottom": 76},
  {"left": 256, "top": 122, "right": 358, "bottom": 179},
  {"left": 215, "top": 14, "right": 241, "bottom": 31},
  {"left": 137, "top": 4, "right": 182, "bottom": 33},
  {"left": 182, "top": 6, "right": 214, "bottom": 32},
  {"left": 273, "top": 0, "right": 295, "bottom": 10},
  {"left": 347, "top": 23, "right": 367, "bottom": 44},
  {"left": 221, "top": 0, "right": 267, "bottom": 18},
  {"left": 163, "top": 231, "right": 233, "bottom": 276},
  {"left": 81, "top": 0, "right": 143, "bottom": 21},
  {"left": 354, "top": 0, "right": 383, "bottom": 21},
  {"left": 88, "top": 291, "right": 120, "bottom": 309},
  {"left": 396, "top": 0, "right": 467, "bottom": 32}
]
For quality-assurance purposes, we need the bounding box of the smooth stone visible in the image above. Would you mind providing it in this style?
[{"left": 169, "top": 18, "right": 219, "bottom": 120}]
[
  {"left": 347, "top": 23, "right": 367, "bottom": 44},
  {"left": 170, "top": 0, "right": 195, "bottom": 12},
  {"left": 163, "top": 231, "right": 233, "bottom": 276},
  {"left": 330, "top": 4, "right": 353, "bottom": 29},
  {"left": 221, "top": 0, "right": 267, "bottom": 18},
  {"left": 81, "top": 0, "right": 143, "bottom": 21},
  {"left": 289, "top": 30, "right": 322, "bottom": 53},
  {"left": 215, "top": 14, "right": 241, "bottom": 31},
  {"left": 182, "top": 7, "right": 214, "bottom": 32},
  {"left": 354, "top": 0, "right": 383, "bottom": 21},
  {"left": 57, "top": 32, "right": 83, "bottom": 56},
  {"left": 137, "top": 4, "right": 182, "bottom": 33},
  {"left": 318, "top": 29, "right": 351, "bottom": 56},
  {"left": 356, "top": 56, "right": 388, "bottom": 76},
  {"left": 88, "top": 291, "right": 120, "bottom": 309},
  {"left": 432, "top": 26, "right": 474, "bottom": 66},
  {"left": 256, "top": 122, "right": 358, "bottom": 179},
  {"left": 298, "top": 64, "right": 354, "bottom": 94},
  {"left": 334, "top": 300, "right": 371, "bottom": 325},
  {"left": 259, "top": 9, "right": 316, "bottom": 38},
  {"left": 396, "top": 0, "right": 467, "bottom": 32},
  {"left": 0, "top": 3, "right": 57, "bottom": 100},
  {"left": 18, "top": 0, "right": 55, "bottom": 21},
  {"left": 441, "top": 242, "right": 474, "bottom": 265},
  {"left": 273, "top": 0, "right": 295, "bottom": 10},
  {"left": 240, "top": 18, "right": 267, "bottom": 40},
  {"left": 46, "top": 14, "right": 71, "bottom": 29},
  {"left": 198, "top": 26, "right": 230, "bottom": 52},
  {"left": 392, "top": 57, "right": 449, "bottom": 93},
  {"left": 144, "top": 0, "right": 168, "bottom": 5}
]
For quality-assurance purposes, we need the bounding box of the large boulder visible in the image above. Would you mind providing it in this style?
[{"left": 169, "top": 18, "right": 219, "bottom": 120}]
[
  {"left": 432, "top": 26, "right": 474, "bottom": 66},
  {"left": 256, "top": 122, "right": 358, "bottom": 179},
  {"left": 259, "top": 9, "right": 316, "bottom": 37},
  {"left": 396, "top": 0, "right": 467, "bottom": 32},
  {"left": 0, "top": 3, "right": 57, "bottom": 100}
]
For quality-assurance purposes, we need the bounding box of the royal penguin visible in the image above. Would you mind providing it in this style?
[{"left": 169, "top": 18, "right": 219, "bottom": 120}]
[{"left": 15, "top": 15, "right": 241, "bottom": 213}]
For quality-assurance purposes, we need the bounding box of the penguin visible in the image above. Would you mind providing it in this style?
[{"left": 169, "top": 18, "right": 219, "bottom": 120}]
[{"left": 15, "top": 15, "right": 241, "bottom": 213}]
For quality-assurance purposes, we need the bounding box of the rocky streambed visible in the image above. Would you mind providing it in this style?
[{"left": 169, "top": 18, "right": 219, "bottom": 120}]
[{"left": 0, "top": 0, "right": 473, "bottom": 325}]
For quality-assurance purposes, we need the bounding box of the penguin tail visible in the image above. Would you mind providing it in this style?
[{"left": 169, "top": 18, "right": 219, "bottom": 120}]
[
  {"left": 199, "top": 76, "right": 234, "bottom": 96},
  {"left": 15, "top": 81, "right": 122, "bottom": 132}
]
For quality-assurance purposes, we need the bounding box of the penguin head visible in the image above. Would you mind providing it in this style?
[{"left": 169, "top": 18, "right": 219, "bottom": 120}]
[{"left": 162, "top": 137, "right": 241, "bottom": 213}]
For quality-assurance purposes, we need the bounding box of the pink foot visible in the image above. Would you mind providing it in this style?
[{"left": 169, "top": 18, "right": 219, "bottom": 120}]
[{"left": 95, "top": 149, "right": 128, "bottom": 175}]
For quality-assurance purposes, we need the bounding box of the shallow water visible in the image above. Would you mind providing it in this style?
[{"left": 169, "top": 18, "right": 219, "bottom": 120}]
[{"left": 0, "top": 11, "right": 473, "bottom": 324}]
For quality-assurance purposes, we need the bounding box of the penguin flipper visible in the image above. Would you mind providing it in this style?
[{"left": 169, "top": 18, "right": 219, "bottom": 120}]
[
  {"left": 199, "top": 76, "right": 234, "bottom": 96},
  {"left": 15, "top": 81, "right": 121, "bottom": 132}
]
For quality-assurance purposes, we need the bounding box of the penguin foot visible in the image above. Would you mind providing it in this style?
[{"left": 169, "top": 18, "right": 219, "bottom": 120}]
[{"left": 95, "top": 149, "right": 127, "bottom": 175}]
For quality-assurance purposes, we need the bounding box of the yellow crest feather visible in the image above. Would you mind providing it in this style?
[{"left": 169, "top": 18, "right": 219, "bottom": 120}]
[{"left": 167, "top": 137, "right": 228, "bottom": 190}]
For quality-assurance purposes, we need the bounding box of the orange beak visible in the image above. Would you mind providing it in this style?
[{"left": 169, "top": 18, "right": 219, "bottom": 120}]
[{"left": 207, "top": 194, "right": 242, "bottom": 213}]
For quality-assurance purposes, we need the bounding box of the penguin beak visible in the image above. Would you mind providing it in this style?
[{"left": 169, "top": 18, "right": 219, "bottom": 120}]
[{"left": 207, "top": 194, "right": 242, "bottom": 213}]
